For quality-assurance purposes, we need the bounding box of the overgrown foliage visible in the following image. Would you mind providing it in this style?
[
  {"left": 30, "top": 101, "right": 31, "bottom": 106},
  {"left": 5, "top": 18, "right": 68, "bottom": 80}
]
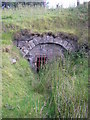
[
  {"left": 35, "top": 52, "right": 88, "bottom": 118},
  {"left": 2, "top": 3, "right": 88, "bottom": 118}
]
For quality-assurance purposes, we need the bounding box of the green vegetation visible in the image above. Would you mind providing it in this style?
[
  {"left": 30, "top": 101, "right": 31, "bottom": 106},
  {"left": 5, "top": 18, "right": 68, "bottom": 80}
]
[
  {"left": 1, "top": 3, "right": 88, "bottom": 118},
  {"left": 2, "top": 4, "right": 88, "bottom": 44},
  {"left": 37, "top": 52, "right": 88, "bottom": 118},
  {"left": 2, "top": 33, "right": 45, "bottom": 118}
]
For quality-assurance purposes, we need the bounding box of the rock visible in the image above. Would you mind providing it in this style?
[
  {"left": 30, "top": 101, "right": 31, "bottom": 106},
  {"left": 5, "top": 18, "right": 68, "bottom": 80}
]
[
  {"left": 21, "top": 46, "right": 29, "bottom": 57},
  {"left": 14, "top": 31, "right": 78, "bottom": 71},
  {"left": 2, "top": 46, "right": 11, "bottom": 53},
  {"left": 46, "top": 36, "right": 54, "bottom": 42},
  {"left": 33, "top": 37, "right": 41, "bottom": 45},
  {"left": 29, "top": 41, "right": 35, "bottom": 48},
  {"left": 11, "top": 58, "right": 17, "bottom": 64},
  {"left": 18, "top": 41, "right": 25, "bottom": 48}
]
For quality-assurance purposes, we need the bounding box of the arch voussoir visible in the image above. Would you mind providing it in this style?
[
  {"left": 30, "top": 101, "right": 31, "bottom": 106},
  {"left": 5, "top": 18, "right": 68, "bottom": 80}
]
[{"left": 14, "top": 30, "right": 78, "bottom": 71}]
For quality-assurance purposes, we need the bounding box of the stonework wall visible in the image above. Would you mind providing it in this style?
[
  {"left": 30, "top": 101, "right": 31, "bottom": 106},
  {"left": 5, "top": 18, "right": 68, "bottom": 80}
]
[{"left": 14, "top": 30, "right": 78, "bottom": 71}]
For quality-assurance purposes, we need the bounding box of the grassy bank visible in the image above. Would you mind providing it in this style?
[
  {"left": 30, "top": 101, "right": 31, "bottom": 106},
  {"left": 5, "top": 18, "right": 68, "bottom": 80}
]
[
  {"left": 2, "top": 4, "right": 88, "bottom": 44},
  {"left": 2, "top": 32, "right": 46, "bottom": 118},
  {"left": 2, "top": 3, "right": 88, "bottom": 118},
  {"left": 37, "top": 52, "right": 88, "bottom": 118}
]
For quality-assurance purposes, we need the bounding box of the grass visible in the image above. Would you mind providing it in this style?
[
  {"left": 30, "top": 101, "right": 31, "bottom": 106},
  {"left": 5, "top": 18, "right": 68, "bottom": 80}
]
[
  {"left": 2, "top": 4, "right": 88, "bottom": 44},
  {"left": 1, "top": 3, "right": 88, "bottom": 118},
  {"left": 2, "top": 32, "right": 46, "bottom": 118},
  {"left": 37, "top": 52, "right": 88, "bottom": 118}
]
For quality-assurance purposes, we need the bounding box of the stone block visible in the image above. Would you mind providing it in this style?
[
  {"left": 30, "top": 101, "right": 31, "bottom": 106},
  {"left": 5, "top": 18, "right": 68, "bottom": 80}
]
[
  {"left": 28, "top": 44, "right": 32, "bottom": 50},
  {"left": 18, "top": 41, "right": 25, "bottom": 48},
  {"left": 39, "top": 35, "right": 47, "bottom": 44},
  {"left": 46, "top": 36, "right": 54, "bottom": 43},
  {"left": 65, "top": 43, "right": 73, "bottom": 51},
  {"left": 29, "top": 41, "right": 35, "bottom": 48},
  {"left": 33, "top": 37, "right": 41, "bottom": 45},
  {"left": 63, "top": 41, "right": 68, "bottom": 48}
]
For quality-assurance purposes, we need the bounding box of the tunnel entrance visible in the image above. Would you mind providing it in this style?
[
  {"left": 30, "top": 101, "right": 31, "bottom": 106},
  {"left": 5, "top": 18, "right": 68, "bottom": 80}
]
[
  {"left": 14, "top": 30, "right": 78, "bottom": 72},
  {"left": 36, "top": 55, "right": 47, "bottom": 72}
]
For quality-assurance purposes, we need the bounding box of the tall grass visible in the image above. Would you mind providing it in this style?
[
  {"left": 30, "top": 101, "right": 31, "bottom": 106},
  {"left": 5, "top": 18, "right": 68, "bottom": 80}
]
[
  {"left": 2, "top": 4, "right": 88, "bottom": 118},
  {"left": 34, "top": 52, "right": 88, "bottom": 118}
]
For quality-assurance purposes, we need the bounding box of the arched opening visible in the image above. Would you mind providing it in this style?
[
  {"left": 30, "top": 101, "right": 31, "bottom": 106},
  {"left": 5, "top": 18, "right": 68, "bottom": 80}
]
[{"left": 36, "top": 55, "right": 47, "bottom": 72}]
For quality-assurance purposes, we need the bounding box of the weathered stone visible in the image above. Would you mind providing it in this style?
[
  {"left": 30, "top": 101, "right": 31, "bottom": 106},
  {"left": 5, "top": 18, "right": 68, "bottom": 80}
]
[
  {"left": 33, "top": 37, "right": 41, "bottom": 45},
  {"left": 18, "top": 41, "right": 25, "bottom": 48},
  {"left": 29, "top": 41, "right": 35, "bottom": 48},
  {"left": 11, "top": 58, "right": 17, "bottom": 64},
  {"left": 63, "top": 41, "right": 69, "bottom": 48},
  {"left": 65, "top": 43, "right": 73, "bottom": 51},
  {"left": 14, "top": 31, "right": 78, "bottom": 71},
  {"left": 46, "top": 36, "right": 54, "bottom": 43},
  {"left": 28, "top": 44, "right": 32, "bottom": 50},
  {"left": 39, "top": 36, "right": 46, "bottom": 44},
  {"left": 53, "top": 38, "right": 64, "bottom": 44}
]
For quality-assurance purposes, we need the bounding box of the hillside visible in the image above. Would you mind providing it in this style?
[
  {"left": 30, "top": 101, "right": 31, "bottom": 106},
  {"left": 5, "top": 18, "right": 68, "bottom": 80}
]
[
  {"left": 2, "top": 3, "right": 88, "bottom": 44},
  {"left": 1, "top": 3, "right": 88, "bottom": 118}
]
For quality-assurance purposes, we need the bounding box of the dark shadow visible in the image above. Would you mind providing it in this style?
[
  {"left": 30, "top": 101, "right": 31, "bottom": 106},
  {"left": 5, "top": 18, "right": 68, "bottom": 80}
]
[{"left": 37, "top": 56, "right": 47, "bottom": 72}]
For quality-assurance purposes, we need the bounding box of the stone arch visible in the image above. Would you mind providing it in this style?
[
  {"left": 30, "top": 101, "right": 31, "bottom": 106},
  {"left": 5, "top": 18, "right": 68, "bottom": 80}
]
[{"left": 14, "top": 30, "right": 78, "bottom": 71}]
